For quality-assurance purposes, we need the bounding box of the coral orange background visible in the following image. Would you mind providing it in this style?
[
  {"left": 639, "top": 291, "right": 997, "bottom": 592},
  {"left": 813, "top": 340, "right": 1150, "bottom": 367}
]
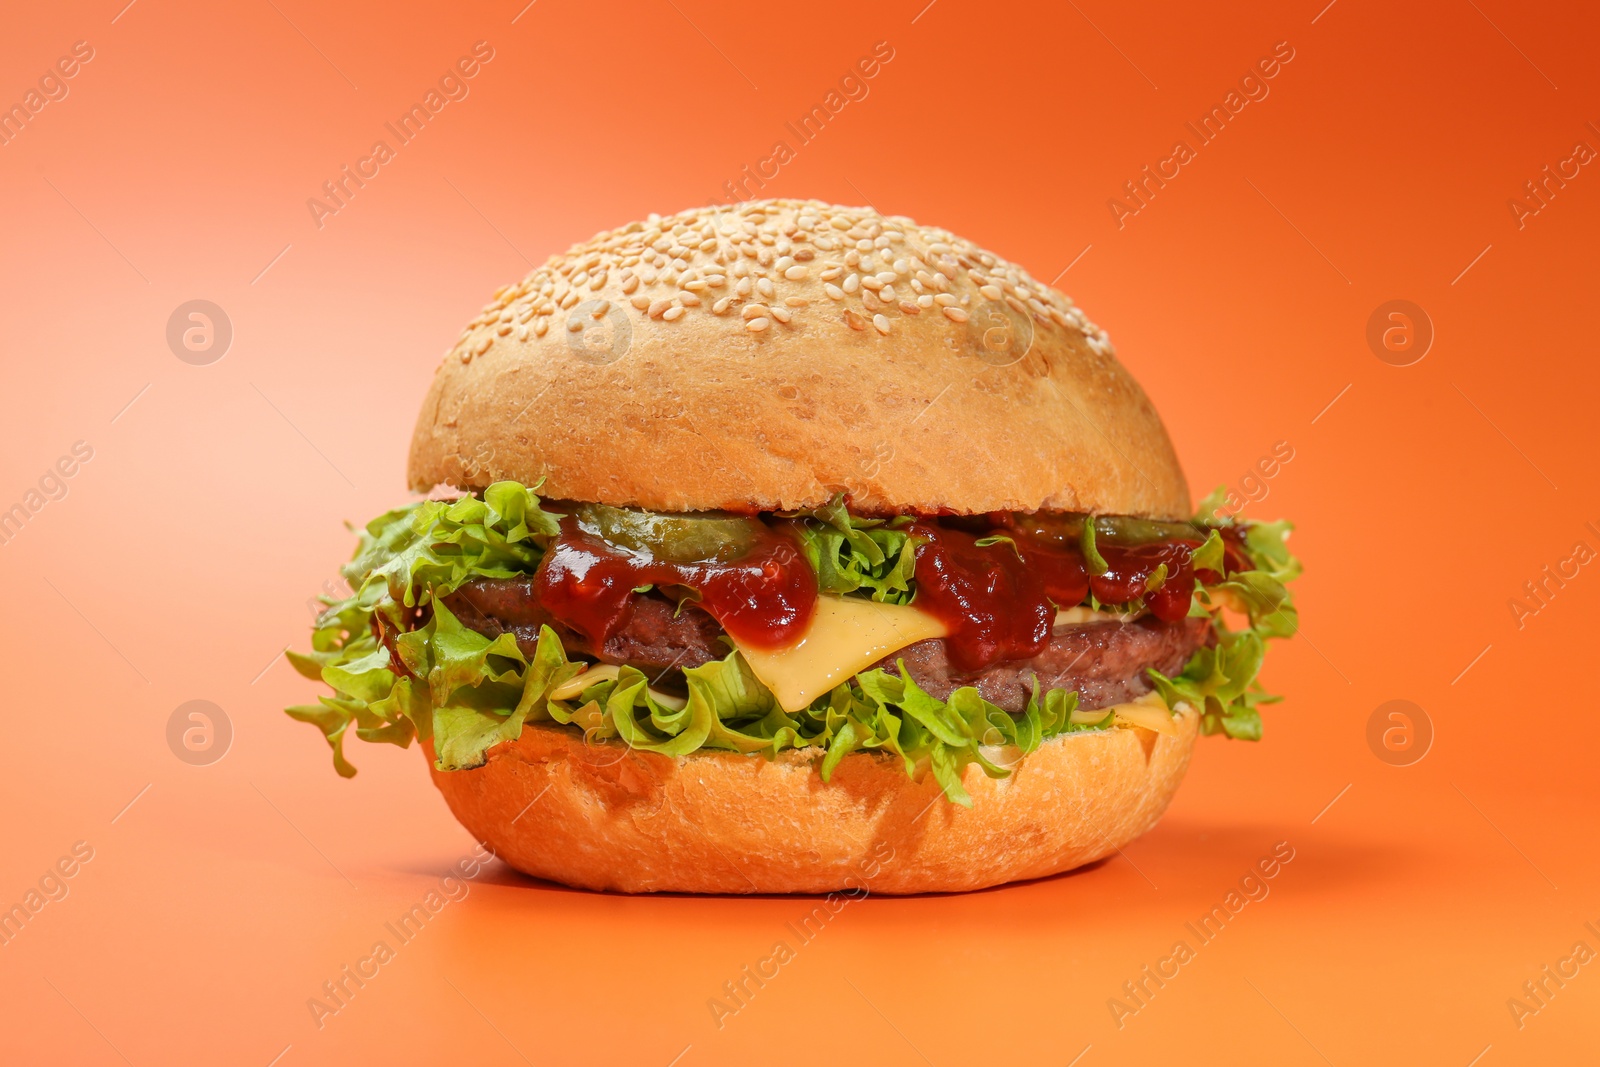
[{"left": 2, "top": 1, "right": 1596, "bottom": 1063}]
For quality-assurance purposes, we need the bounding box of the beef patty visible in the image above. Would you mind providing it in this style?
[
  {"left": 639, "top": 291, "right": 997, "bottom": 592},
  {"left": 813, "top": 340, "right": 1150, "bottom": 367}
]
[{"left": 443, "top": 577, "right": 1209, "bottom": 714}]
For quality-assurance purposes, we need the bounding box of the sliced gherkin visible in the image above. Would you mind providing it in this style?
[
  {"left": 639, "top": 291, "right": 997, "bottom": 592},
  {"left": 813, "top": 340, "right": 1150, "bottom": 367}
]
[
  {"left": 575, "top": 503, "right": 762, "bottom": 563},
  {"left": 1009, "top": 512, "right": 1202, "bottom": 547}
]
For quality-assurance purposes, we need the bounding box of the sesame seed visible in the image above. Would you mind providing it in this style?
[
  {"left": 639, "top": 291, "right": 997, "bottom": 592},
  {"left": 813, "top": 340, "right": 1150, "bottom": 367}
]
[
  {"left": 843, "top": 274, "right": 861, "bottom": 293},
  {"left": 533, "top": 318, "right": 548, "bottom": 336},
  {"left": 567, "top": 319, "right": 584, "bottom": 332},
  {"left": 942, "top": 306, "right": 969, "bottom": 323},
  {"left": 900, "top": 301, "right": 920, "bottom": 315},
  {"left": 862, "top": 289, "right": 883, "bottom": 311},
  {"left": 770, "top": 307, "right": 792, "bottom": 324},
  {"left": 742, "top": 303, "right": 770, "bottom": 320},
  {"left": 785, "top": 297, "right": 808, "bottom": 307},
  {"left": 736, "top": 278, "right": 753, "bottom": 296},
  {"left": 712, "top": 296, "right": 734, "bottom": 314},
  {"left": 663, "top": 306, "right": 685, "bottom": 321},
  {"left": 980, "top": 285, "right": 1002, "bottom": 301},
  {"left": 873, "top": 314, "right": 890, "bottom": 335},
  {"left": 474, "top": 335, "right": 493, "bottom": 354},
  {"left": 630, "top": 294, "right": 651, "bottom": 310},
  {"left": 820, "top": 266, "right": 844, "bottom": 281},
  {"left": 497, "top": 324, "right": 514, "bottom": 336},
  {"left": 824, "top": 283, "right": 845, "bottom": 300},
  {"left": 775, "top": 256, "right": 794, "bottom": 272},
  {"left": 934, "top": 293, "right": 958, "bottom": 306},
  {"left": 648, "top": 298, "right": 672, "bottom": 319},
  {"left": 843, "top": 309, "right": 867, "bottom": 330},
  {"left": 784, "top": 266, "right": 808, "bottom": 281},
  {"left": 757, "top": 278, "right": 775, "bottom": 298},
  {"left": 880, "top": 285, "right": 896, "bottom": 302},
  {"left": 679, "top": 292, "right": 702, "bottom": 306},
  {"left": 746, "top": 317, "right": 770, "bottom": 332}
]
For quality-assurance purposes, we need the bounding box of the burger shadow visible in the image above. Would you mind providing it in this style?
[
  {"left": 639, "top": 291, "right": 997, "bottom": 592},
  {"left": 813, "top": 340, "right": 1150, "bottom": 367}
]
[{"left": 394, "top": 819, "right": 1401, "bottom": 903}]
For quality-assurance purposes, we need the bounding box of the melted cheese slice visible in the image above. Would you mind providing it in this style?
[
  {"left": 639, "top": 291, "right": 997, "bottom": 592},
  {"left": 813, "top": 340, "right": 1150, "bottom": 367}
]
[
  {"left": 1081, "top": 690, "right": 1190, "bottom": 736},
  {"left": 733, "top": 596, "right": 949, "bottom": 712}
]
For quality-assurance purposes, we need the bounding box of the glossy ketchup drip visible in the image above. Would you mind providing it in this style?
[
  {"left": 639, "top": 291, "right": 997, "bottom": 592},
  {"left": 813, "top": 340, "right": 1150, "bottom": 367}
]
[
  {"left": 907, "top": 523, "right": 1054, "bottom": 673},
  {"left": 1014, "top": 540, "right": 1091, "bottom": 609},
  {"left": 911, "top": 519, "right": 1249, "bottom": 672},
  {"left": 533, "top": 517, "right": 815, "bottom": 650},
  {"left": 1090, "top": 542, "right": 1196, "bottom": 623}
]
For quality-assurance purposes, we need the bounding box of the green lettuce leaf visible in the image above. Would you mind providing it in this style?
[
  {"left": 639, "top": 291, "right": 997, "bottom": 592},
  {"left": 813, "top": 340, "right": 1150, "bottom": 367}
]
[
  {"left": 351, "top": 481, "right": 559, "bottom": 611},
  {"left": 1148, "top": 488, "right": 1303, "bottom": 739},
  {"left": 787, "top": 497, "right": 919, "bottom": 604}
]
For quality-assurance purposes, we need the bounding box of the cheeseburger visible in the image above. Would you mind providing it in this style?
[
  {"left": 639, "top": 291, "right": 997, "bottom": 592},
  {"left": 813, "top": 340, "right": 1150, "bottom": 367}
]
[{"left": 286, "top": 199, "right": 1300, "bottom": 894}]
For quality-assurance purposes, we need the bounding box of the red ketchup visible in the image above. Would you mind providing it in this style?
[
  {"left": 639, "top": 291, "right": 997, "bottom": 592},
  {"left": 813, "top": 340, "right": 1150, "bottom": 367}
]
[
  {"left": 534, "top": 517, "right": 815, "bottom": 650},
  {"left": 906, "top": 523, "right": 1055, "bottom": 673},
  {"left": 910, "top": 518, "right": 1249, "bottom": 673},
  {"left": 1089, "top": 542, "right": 1196, "bottom": 623}
]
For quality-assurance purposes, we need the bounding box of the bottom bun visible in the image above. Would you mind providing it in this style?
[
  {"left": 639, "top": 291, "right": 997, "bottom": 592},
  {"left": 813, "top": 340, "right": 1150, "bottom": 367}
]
[{"left": 424, "top": 709, "right": 1198, "bottom": 895}]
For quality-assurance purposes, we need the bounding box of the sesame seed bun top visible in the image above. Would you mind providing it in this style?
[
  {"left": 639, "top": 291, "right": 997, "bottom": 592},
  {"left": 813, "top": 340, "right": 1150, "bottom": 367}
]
[{"left": 407, "top": 198, "right": 1190, "bottom": 518}]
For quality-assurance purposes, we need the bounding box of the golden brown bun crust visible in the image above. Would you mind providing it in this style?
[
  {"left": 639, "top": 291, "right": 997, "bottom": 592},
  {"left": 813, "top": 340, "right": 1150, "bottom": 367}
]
[
  {"left": 424, "top": 711, "right": 1197, "bottom": 895},
  {"left": 409, "top": 199, "right": 1190, "bottom": 519}
]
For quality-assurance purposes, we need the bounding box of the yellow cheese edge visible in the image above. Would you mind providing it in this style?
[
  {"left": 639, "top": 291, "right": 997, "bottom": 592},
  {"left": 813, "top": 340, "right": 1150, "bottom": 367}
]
[
  {"left": 1099, "top": 690, "right": 1189, "bottom": 736},
  {"left": 976, "top": 693, "right": 1190, "bottom": 768},
  {"left": 732, "top": 596, "right": 950, "bottom": 713}
]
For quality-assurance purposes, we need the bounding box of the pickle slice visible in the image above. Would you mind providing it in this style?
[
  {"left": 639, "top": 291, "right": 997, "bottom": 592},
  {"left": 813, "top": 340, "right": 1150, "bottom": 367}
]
[
  {"left": 1009, "top": 512, "right": 1202, "bottom": 546},
  {"left": 575, "top": 503, "right": 762, "bottom": 563}
]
